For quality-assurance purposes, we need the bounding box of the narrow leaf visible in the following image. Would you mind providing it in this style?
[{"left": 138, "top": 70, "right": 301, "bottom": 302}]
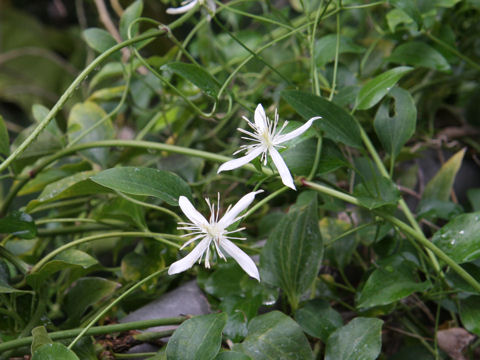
[
  {"left": 120, "top": 0, "right": 143, "bottom": 40},
  {"left": 165, "top": 62, "right": 220, "bottom": 98},
  {"left": 0, "top": 115, "right": 9, "bottom": 156},
  {"left": 282, "top": 90, "right": 362, "bottom": 148},
  {"left": 356, "top": 66, "right": 412, "bottom": 110}
]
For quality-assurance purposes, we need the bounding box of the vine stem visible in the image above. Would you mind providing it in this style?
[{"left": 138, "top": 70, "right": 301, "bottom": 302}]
[
  {"left": 0, "top": 317, "right": 185, "bottom": 354},
  {"left": 30, "top": 231, "right": 181, "bottom": 274},
  {"left": 302, "top": 179, "right": 480, "bottom": 293},
  {"left": 0, "top": 30, "right": 167, "bottom": 174},
  {"left": 67, "top": 268, "right": 167, "bottom": 349}
]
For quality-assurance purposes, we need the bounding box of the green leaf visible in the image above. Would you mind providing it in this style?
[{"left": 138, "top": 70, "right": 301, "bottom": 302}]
[
  {"left": 467, "top": 189, "right": 480, "bottom": 212},
  {"left": 460, "top": 296, "right": 480, "bottom": 336},
  {"left": 386, "top": 9, "right": 414, "bottom": 33},
  {"left": 320, "top": 217, "right": 356, "bottom": 268},
  {"left": 0, "top": 115, "right": 9, "bottom": 156},
  {"left": 282, "top": 90, "right": 362, "bottom": 148},
  {"left": 234, "top": 311, "right": 313, "bottom": 360},
  {"left": 356, "top": 256, "right": 431, "bottom": 309},
  {"left": 315, "top": 34, "right": 364, "bottom": 66},
  {"left": 31, "top": 326, "right": 53, "bottom": 353},
  {"left": 82, "top": 28, "right": 117, "bottom": 53},
  {"left": 388, "top": 42, "right": 450, "bottom": 72},
  {"left": 220, "top": 295, "right": 263, "bottom": 342},
  {"left": 355, "top": 67, "right": 413, "bottom": 110},
  {"left": 374, "top": 87, "right": 416, "bottom": 160},
  {"left": 295, "top": 299, "right": 343, "bottom": 342},
  {"left": 165, "top": 62, "right": 220, "bottom": 98},
  {"left": 64, "top": 277, "right": 119, "bottom": 326},
  {"left": 166, "top": 313, "right": 227, "bottom": 360},
  {"left": 354, "top": 176, "right": 400, "bottom": 210},
  {"left": 215, "top": 352, "right": 252, "bottom": 360},
  {"left": 120, "top": 0, "right": 143, "bottom": 41},
  {"left": 260, "top": 197, "right": 322, "bottom": 308},
  {"left": 26, "top": 249, "right": 98, "bottom": 289},
  {"left": 388, "top": 0, "right": 423, "bottom": 27},
  {"left": 32, "top": 343, "right": 80, "bottom": 360},
  {"left": 325, "top": 317, "right": 383, "bottom": 360},
  {"left": 423, "top": 149, "right": 465, "bottom": 202},
  {"left": 26, "top": 171, "right": 110, "bottom": 212},
  {"left": 67, "top": 102, "right": 115, "bottom": 166},
  {"left": 0, "top": 211, "right": 37, "bottom": 239},
  {"left": 432, "top": 212, "right": 480, "bottom": 264},
  {"left": 446, "top": 262, "right": 480, "bottom": 294},
  {"left": 90, "top": 167, "right": 192, "bottom": 206}
]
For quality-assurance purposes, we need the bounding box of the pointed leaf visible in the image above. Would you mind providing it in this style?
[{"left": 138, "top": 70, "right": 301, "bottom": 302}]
[
  {"left": 295, "top": 299, "right": 343, "bottom": 342},
  {"left": 0, "top": 211, "right": 37, "bottom": 239},
  {"left": 374, "top": 87, "right": 416, "bottom": 160},
  {"left": 355, "top": 66, "right": 413, "bottom": 110},
  {"left": 260, "top": 197, "right": 322, "bottom": 307},
  {"left": 432, "top": 212, "right": 480, "bottom": 264},
  {"left": 90, "top": 167, "right": 192, "bottom": 206},
  {"left": 67, "top": 102, "right": 114, "bottom": 166},
  {"left": 165, "top": 62, "right": 220, "bottom": 98},
  {"left": 460, "top": 296, "right": 480, "bottom": 336},
  {"left": 282, "top": 90, "right": 362, "bottom": 148},
  {"left": 31, "top": 326, "right": 53, "bottom": 353},
  {"left": 234, "top": 311, "right": 314, "bottom": 360},
  {"left": 82, "top": 28, "right": 117, "bottom": 53},
  {"left": 0, "top": 115, "right": 9, "bottom": 156},
  {"left": 354, "top": 176, "right": 401, "bottom": 209},
  {"left": 388, "top": 42, "right": 451, "bottom": 72},
  {"left": 423, "top": 149, "right": 465, "bottom": 202},
  {"left": 315, "top": 35, "right": 364, "bottom": 66},
  {"left": 32, "top": 343, "right": 80, "bottom": 360},
  {"left": 120, "top": 0, "right": 143, "bottom": 40},
  {"left": 166, "top": 313, "right": 227, "bottom": 360},
  {"left": 325, "top": 317, "right": 383, "bottom": 360}
]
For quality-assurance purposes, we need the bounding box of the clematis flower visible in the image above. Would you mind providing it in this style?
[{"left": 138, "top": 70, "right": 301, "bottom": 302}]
[
  {"left": 217, "top": 104, "right": 321, "bottom": 190},
  {"left": 166, "top": 0, "right": 216, "bottom": 15},
  {"left": 168, "top": 191, "right": 262, "bottom": 280}
]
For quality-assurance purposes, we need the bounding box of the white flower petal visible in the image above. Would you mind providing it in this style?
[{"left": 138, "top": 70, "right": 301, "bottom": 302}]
[
  {"left": 254, "top": 104, "right": 268, "bottom": 133},
  {"left": 217, "top": 146, "right": 263, "bottom": 173},
  {"left": 168, "top": 237, "right": 210, "bottom": 275},
  {"left": 269, "top": 147, "right": 295, "bottom": 190},
  {"left": 220, "top": 239, "right": 260, "bottom": 281},
  {"left": 219, "top": 190, "right": 263, "bottom": 228},
  {"left": 275, "top": 116, "right": 320, "bottom": 144},
  {"left": 166, "top": 0, "right": 198, "bottom": 14},
  {"left": 179, "top": 196, "right": 208, "bottom": 226}
]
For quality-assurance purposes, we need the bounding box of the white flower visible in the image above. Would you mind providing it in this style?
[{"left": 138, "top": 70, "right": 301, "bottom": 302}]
[
  {"left": 168, "top": 191, "right": 262, "bottom": 280},
  {"left": 166, "top": 0, "right": 216, "bottom": 15},
  {"left": 217, "top": 104, "right": 321, "bottom": 190}
]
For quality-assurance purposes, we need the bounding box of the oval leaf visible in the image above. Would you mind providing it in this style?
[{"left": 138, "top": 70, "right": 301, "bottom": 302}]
[
  {"left": 374, "top": 87, "right": 417, "bottom": 160},
  {"left": 32, "top": 343, "right": 80, "bottom": 360},
  {"left": 295, "top": 299, "right": 343, "bottom": 342},
  {"left": 325, "top": 317, "right": 383, "bottom": 360},
  {"left": 0, "top": 115, "right": 10, "bottom": 156},
  {"left": 460, "top": 296, "right": 480, "bottom": 336},
  {"left": 432, "top": 212, "right": 480, "bottom": 264},
  {"left": 119, "top": 0, "right": 143, "bottom": 40},
  {"left": 82, "top": 28, "right": 117, "bottom": 53},
  {"left": 165, "top": 62, "right": 220, "bottom": 98},
  {"left": 355, "top": 66, "right": 412, "bottom": 110},
  {"left": 166, "top": 313, "right": 227, "bottom": 360},
  {"left": 90, "top": 167, "right": 192, "bottom": 206},
  {"left": 282, "top": 90, "right": 362, "bottom": 148},
  {"left": 388, "top": 42, "right": 450, "bottom": 72},
  {"left": 0, "top": 210, "right": 37, "bottom": 239},
  {"left": 234, "top": 311, "right": 314, "bottom": 360},
  {"left": 260, "top": 197, "right": 322, "bottom": 307}
]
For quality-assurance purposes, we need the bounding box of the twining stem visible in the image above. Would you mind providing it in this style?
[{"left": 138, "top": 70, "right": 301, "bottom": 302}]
[
  {"left": 0, "top": 317, "right": 185, "bottom": 354},
  {"left": 328, "top": 10, "right": 341, "bottom": 101},
  {"left": 0, "top": 30, "right": 167, "bottom": 174},
  {"left": 302, "top": 179, "right": 480, "bottom": 293},
  {"left": 30, "top": 231, "right": 181, "bottom": 274},
  {"left": 67, "top": 268, "right": 167, "bottom": 349}
]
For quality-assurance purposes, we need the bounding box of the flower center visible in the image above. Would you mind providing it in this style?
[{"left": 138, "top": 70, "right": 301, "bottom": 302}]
[
  {"left": 205, "top": 222, "right": 223, "bottom": 240},
  {"left": 261, "top": 129, "right": 273, "bottom": 148}
]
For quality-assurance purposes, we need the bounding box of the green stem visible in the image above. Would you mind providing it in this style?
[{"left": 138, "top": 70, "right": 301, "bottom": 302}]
[
  {"left": 0, "top": 30, "right": 167, "bottom": 174},
  {"left": 67, "top": 268, "right": 167, "bottom": 349},
  {"left": 37, "top": 224, "right": 116, "bottom": 237},
  {"left": 31, "top": 231, "right": 180, "bottom": 274},
  {"left": 0, "top": 246, "right": 30, "bottom": 274},
  {"left": 0, "top": 317, "right": 185, "bottom": 354},
  {"left": 242, "top": 186, "right": 289, "bottom": 220},
  {"left": 302, "top": 179, "right": 480, "bottom": 293},
  {"left": 328, "top": 10, "right": 341, "bottom": 101}
]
